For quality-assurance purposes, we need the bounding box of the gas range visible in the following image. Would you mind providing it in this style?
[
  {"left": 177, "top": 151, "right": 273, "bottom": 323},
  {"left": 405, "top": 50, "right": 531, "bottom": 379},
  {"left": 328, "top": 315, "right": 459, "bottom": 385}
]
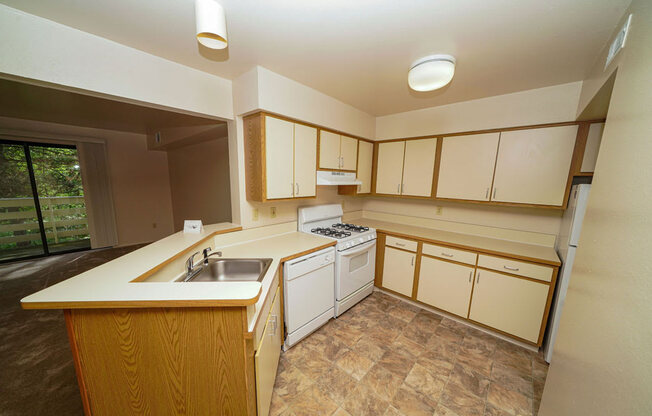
[{"left": 298, "top": 206, "right": 376, "bottom": 251}]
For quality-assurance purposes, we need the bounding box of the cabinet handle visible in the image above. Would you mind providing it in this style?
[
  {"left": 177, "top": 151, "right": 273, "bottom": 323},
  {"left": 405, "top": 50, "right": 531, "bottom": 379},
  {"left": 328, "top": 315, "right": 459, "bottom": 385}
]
[
  {"left": 469, "top": 271, "right": 473, "bottom": 283},
  {"left": 493, "top": 188, "right": 497, "bottom": 199},
  {"left": 411, "top": 256, "right": 415, "bottom": 266},
  {"left": 485, "top": 188, "right": 489, "bottom": 199},
  {"left": 504, "top": 265, "right": 520, "bottom": 272},
  {"left": 441, "top": 252, "right": 454, "bottom": 257},
  {"left": 476, "top": 272, "right": 480, "bottom": 284},
  {"left": 395, "top": 242, "right": 405, "bottom": 247}
]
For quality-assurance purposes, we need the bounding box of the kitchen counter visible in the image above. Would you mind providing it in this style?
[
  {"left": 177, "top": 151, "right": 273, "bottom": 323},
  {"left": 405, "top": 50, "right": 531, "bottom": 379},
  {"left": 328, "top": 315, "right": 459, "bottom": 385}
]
[
  {"left": 20, "top": 223, "right": 335, "bottom": 311},
  {"left": 354, "top": 218, "right": 560, "bottom": 266}
]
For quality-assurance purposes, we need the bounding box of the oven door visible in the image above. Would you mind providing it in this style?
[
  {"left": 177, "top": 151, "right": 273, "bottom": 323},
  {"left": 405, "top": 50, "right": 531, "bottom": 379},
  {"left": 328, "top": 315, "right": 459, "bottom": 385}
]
[{"left": 336, "top": 239, "right": 376, "bottom": 300}]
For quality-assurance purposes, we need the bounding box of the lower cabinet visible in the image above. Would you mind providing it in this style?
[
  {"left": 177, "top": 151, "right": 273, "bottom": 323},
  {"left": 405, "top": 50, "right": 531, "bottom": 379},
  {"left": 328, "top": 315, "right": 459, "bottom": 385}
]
[
  {"left": 254, "top": 287, "right": 282, "bottom": 416},
  {"left": 417, "top": 256, "right": 475, "bottom": 318},
  {"left": 382, "top": 246, "right": 416, "bottom": 297},
  {"left": 468, "top": 269, "right": 549, "bottom": 343}
]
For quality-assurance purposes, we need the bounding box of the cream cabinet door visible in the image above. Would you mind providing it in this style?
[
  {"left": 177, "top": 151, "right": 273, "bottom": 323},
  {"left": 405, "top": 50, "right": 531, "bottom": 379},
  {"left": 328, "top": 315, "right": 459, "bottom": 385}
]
[
  {"left": 402, "top": 138, "right": 437, "bottom": 197},
  {"left": 255, "top": 288, "right": 282, "bottom": 416},
  {"left": 356, "top": 141, "right": 373, "bottom": 194},
  {"left": 469, "top": 269, "right": 549, "bottom": 343},
  {"left": 376, "top": 141, "right": 405, "bottom": 195},
  {"left": 492, "top": 126, "right": 577, "bottom": 206},
  {"left": 293, "top": 124, "right": 317, "bottom": 197},
  {"left": 437, "top": 133, "right": 500, "bottom": 201},
  {"left": 340, "top": 136, "right": 358, "bottom": 171},
  {"left": 319, "top": 130, "right": 341, "bottom": 169},
  {"left": 265, "top": 116, "right": 294, "bottom": 199},
  {"left": 417, "top": 256, "right": 475, "bottom": 318},
  {"left": 382, "top": 246, "right": 415, "bottom": 297}
]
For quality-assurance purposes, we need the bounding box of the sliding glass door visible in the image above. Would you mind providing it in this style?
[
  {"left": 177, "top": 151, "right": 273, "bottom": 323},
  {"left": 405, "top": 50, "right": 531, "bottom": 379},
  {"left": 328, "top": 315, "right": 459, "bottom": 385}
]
[{"left": 0, "top": 139, "right": 90, "bottom": 262}]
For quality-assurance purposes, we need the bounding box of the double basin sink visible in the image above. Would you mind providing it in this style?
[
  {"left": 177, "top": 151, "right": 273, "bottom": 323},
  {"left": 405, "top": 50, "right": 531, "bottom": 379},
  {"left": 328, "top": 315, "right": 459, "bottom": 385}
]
[{"left": 176, "top": 258, "right": 273, "bottom": 283}]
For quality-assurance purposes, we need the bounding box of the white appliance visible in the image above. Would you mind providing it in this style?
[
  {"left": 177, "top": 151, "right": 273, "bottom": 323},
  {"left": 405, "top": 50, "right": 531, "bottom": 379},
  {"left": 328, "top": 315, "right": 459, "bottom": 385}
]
[
  {"left": 316, "top": 171, "right": 362, "bottom": 186},
  {"left": 543, "top": 184, "right": 591, "bottom": 363},
  {"left": 283, "top": 246, "right": 335, "bottom": 350},
  {"left": 298, "top": 204, "right": 377, "bottom": 317}
]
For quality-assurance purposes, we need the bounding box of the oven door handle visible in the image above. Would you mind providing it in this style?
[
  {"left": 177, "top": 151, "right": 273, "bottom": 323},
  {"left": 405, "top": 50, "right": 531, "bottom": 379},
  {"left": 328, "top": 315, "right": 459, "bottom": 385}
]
[{"left": 339, "top": 240, "right": 376, "bottom": 257}]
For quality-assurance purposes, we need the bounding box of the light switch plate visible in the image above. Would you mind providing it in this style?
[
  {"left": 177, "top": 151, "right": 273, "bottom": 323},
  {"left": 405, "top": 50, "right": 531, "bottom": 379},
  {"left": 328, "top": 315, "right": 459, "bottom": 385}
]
[
  {"left": 252, "top": 208, "right": 259, "bottom": 221},
  {"left": 436, "top": 206, "right": 443, "bottom": 215}
]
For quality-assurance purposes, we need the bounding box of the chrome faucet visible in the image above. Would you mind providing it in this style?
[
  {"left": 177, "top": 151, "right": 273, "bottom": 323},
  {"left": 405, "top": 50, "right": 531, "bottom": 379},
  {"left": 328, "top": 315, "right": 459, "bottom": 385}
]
[
  {"left": 203, "top": 247, "right": 222, "bottom": 264},
  {"left": 184, "top": 251, "right": 203, "bottom": 282}
]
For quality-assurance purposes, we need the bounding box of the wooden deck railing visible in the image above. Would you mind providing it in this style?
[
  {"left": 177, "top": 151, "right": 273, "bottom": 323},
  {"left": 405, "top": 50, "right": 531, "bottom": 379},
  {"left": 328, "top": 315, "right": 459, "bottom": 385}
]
[{"left": 0, "top": 196, "right": 89, "bottom": 245}]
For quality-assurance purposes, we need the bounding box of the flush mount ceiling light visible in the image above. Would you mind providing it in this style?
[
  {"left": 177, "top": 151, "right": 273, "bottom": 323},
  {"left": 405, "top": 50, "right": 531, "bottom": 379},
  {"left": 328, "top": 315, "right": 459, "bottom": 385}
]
[
  {"left": 408, "top": 54, "right": 456, "bottom": 92},
  {"left": 195, "top": 0, "right": 228, "bottom": 49}
]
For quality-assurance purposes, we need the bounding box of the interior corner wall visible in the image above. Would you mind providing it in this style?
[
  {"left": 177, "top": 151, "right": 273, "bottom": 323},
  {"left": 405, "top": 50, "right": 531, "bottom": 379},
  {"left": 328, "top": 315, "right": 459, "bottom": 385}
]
[
  {"left": 167, "top": 137, "right": 232, "bottom": 231},
  {"left": 0, "top": 116, "right": 175, "bottom": 246},
  {"left": 0, "top": 4, "right": 233, "bottom": 120},
  {"left": 539, "top": 1, "right": 652, "bottom": 414}
]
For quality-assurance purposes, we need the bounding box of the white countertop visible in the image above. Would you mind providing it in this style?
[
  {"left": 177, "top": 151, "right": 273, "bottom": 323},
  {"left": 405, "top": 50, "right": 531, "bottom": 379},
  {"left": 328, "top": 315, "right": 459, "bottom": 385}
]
[{"left": 21, "top": 223, "right": 334, "bottom": 310}]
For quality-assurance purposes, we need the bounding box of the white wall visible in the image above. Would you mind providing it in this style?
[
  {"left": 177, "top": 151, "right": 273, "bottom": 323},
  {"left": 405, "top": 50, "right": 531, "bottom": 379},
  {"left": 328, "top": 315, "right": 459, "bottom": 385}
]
[
  {"left": 0, "top": 4, "right": 233, "bottom": 120},
  {"left": 0, "top": 116, "right": 175, "bottom": 246},
  {"left": 539, "top": 1, "right": 652, "bottom": 414},
  {"left": 375, "top": 82, "right": 583, "bottom": 140}
]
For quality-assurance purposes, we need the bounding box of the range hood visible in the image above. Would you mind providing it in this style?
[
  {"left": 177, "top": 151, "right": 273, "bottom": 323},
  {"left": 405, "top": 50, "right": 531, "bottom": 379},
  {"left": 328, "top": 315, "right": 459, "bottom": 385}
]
[{"left": 316, "top": 170, "right": 362, "bottom": 186}]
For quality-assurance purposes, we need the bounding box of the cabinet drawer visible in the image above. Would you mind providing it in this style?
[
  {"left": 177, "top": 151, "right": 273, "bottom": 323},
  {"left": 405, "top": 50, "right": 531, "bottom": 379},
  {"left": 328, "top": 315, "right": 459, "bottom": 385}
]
[
  {"left": 422, "top": 243, "right": 477, "bottom": 266},
  {"left": 385, "top": 236, "right": 418, "bottom": 252},
  {"left": 477, "top": 255, "right": 553, "bottom": 282}
]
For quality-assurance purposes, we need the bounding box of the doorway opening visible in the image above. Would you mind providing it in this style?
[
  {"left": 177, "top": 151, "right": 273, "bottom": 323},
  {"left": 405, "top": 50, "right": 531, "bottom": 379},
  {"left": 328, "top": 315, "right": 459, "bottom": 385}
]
[{"left": 0, "top": 139, "right": 91, "bottom": 263}]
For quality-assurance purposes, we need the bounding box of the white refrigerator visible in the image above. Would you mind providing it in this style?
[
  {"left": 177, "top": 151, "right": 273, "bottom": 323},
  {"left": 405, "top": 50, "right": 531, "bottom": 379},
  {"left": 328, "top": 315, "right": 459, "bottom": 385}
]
[{"left": 543, "top": 184, "right": 591, "bottom": 363}]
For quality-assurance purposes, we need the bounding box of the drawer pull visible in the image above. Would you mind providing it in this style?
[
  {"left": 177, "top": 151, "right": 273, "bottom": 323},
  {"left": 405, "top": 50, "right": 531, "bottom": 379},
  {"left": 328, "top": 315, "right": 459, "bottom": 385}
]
[
  {"left": 411, "top": 256, "right": 415, "bottom": 266},
  {"left": 503, "top": 265, "right": 520, "bottom": 272},
  {"left": 395, "top": 242, "right": 405, "bottom": 247},
  {"left": 441, "top": 252, "right": 454, "bottom": 257},
  {"left": 469, "top": 271, "right": 472, "bottom": 283},
  {"left": 476, "top": 272, "right": 480, "bottom": 284}
]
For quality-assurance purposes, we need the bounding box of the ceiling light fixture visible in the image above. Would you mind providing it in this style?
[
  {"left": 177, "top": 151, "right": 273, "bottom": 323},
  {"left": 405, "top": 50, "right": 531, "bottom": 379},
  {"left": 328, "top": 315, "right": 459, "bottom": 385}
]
[
  {"left": 408, "top": 55, "right": 456, "bottom": 92},
  {"left": 195, "top": 0, "right": 228, "bottom": 49}
]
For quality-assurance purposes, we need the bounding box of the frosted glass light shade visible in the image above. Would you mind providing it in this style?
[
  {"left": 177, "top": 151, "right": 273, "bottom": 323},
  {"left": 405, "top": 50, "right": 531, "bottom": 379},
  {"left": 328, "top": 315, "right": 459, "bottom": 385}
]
[
  {"left": 408, "top": 55, "right": 456, "bottom": 92},
  {"left": 195, "top": 0, "right": 228, "bottom": 49}
]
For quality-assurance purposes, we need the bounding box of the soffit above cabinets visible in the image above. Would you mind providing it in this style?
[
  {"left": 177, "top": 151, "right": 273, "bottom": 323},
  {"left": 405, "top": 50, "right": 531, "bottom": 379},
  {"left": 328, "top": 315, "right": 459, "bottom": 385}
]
[{"left": 2, "top": 0, "right": 630, "bottom": 116}]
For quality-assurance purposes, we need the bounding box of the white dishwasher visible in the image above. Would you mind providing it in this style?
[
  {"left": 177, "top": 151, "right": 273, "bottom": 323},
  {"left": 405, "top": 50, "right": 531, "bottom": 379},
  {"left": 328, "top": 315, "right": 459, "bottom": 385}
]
[{"left": 283, "top": 246, "right": 335, "bottom": 350}]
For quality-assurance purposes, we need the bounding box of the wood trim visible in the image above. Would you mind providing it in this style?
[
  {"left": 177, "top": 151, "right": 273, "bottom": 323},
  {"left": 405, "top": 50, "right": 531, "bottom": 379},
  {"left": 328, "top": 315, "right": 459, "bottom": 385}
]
[
  {"left": 475, "top": 266, "right": 551, "bottom": 285},
  {"left": 243, "top": 334, "right": 257, "bottom": 416},
  {"left": 410, "top": 242, "right": 423, "bottom": 299},
  {"left": 279, "top": 241, "right": 337, "bottom": 263},
  {"left": 466, "top": 255, "right": 481, "bottom": 319},
  {"left": 317, "top": 167, "right": 357, "bottom": 173},
  {"left": 371, "top": 142, "right": 379, "bottom": 195},
  {"left": 252, "top": 111, "right": 373, "bottom": 142},
  {"left": 433, "top": 197, "right": 567, "bottom": 210},
  {"left": 378, "top": 229, "right": 560, "bottom": 267},
  {"left": 128, "top": 226, "right": 243, "bottom": 283},
  {"left": 431, "top": 137, "right": 443, "bottom": 199},
  {"left": 65, "top": 310, "right": 93, "bottom": 416},
  {"left": 537, "top": 266, "right": 559, "bottom": 345},
  {"left": 374, "top": 233, "right": 386, "bottom": 287},
  {"left": 378, "top": 119, "right": 606, "bottom": 142},
  {"left": 421, "top": 251, "right": 478, "bottom": 269}
]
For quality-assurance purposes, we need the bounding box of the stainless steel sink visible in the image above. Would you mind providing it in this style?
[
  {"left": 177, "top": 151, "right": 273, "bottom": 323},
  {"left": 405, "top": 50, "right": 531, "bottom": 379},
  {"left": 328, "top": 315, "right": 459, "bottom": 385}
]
[{"left": 177, "top": 258, "right": 273, "bottom": 282}]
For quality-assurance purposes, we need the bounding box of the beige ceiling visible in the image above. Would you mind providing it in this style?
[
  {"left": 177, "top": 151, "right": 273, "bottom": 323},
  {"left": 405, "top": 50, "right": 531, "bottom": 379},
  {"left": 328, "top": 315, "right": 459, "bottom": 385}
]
[{"left": 1, "top": 0, "right": 630, "bottom": 116}]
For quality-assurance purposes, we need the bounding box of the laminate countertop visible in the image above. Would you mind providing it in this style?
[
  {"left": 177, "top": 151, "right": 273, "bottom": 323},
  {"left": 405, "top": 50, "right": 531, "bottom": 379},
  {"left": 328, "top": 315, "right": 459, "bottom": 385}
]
[
  {"left": 20, "top": 223, "right": 335, "bottom": 310},
  {"left": 354, "top": 218, "right": 561, "bottom": 266}
]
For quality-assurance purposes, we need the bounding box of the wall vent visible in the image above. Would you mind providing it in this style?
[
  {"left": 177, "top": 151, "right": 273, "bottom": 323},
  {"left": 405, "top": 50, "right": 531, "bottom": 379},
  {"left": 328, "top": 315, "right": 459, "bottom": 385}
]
[{"left": 605, "top": 14, "right": 632, "bottom": 70}]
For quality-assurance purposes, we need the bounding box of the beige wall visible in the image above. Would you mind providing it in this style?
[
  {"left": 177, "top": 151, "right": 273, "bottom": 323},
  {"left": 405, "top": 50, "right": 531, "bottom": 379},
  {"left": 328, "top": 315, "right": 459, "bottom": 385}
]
[
  {"left": 0, "top": 116, "right": 175, "bottom": 246},
  {"left": 167, "top": 137, "right": 231, "bottom": 231},
  {"left": 0, "top": 4, "right": 233, "bottom": 120},
  {"left": 539, "top": 1, "right": 652, "bottom": 415},
  {"left": 375, "top": 81, "right": 582, "bottom": 140}
]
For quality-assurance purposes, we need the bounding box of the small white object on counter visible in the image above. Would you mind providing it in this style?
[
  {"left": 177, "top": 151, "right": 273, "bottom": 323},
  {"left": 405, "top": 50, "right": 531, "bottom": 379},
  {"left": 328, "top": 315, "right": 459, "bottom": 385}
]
[{"left": 183, "top": 220, "right": 203, "bottom": 234}]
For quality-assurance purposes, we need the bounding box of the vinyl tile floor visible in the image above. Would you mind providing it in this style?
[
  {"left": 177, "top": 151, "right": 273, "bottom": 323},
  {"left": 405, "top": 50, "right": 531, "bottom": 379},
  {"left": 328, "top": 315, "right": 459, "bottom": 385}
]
[{"left": 271, "top": 291, "right": 548, "bottom": 416}]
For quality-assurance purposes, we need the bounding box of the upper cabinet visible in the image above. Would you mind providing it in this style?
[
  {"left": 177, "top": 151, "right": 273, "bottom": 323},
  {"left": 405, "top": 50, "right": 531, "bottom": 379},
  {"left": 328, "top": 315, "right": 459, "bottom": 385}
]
[
  {"left": 244, "top": 114, "right": 317, "bottom": 202},
  {"left": 491, "top": 125, "right": 577, "bottom": 206},
  {"left": 437, "top": 133, "right": 500, "bottom": 201},
  {"left": 375, "top": 138, "right": 437, "bottom": 197},
  {"left": 319, "top": 131, "right": 358, "bottom": 171}
]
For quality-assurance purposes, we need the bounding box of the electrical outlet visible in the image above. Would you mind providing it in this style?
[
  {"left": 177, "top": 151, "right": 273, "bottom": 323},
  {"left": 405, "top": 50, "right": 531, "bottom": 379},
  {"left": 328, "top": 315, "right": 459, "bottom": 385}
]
[
  {"left": 436, "top": 206, "right": 443, "bottom": 215},
  {"left": 270, "top": 207, "right": 277, "bottom": 218},
  {"left": 252, "top": 208, "right": 259, "bottom": 221}
]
